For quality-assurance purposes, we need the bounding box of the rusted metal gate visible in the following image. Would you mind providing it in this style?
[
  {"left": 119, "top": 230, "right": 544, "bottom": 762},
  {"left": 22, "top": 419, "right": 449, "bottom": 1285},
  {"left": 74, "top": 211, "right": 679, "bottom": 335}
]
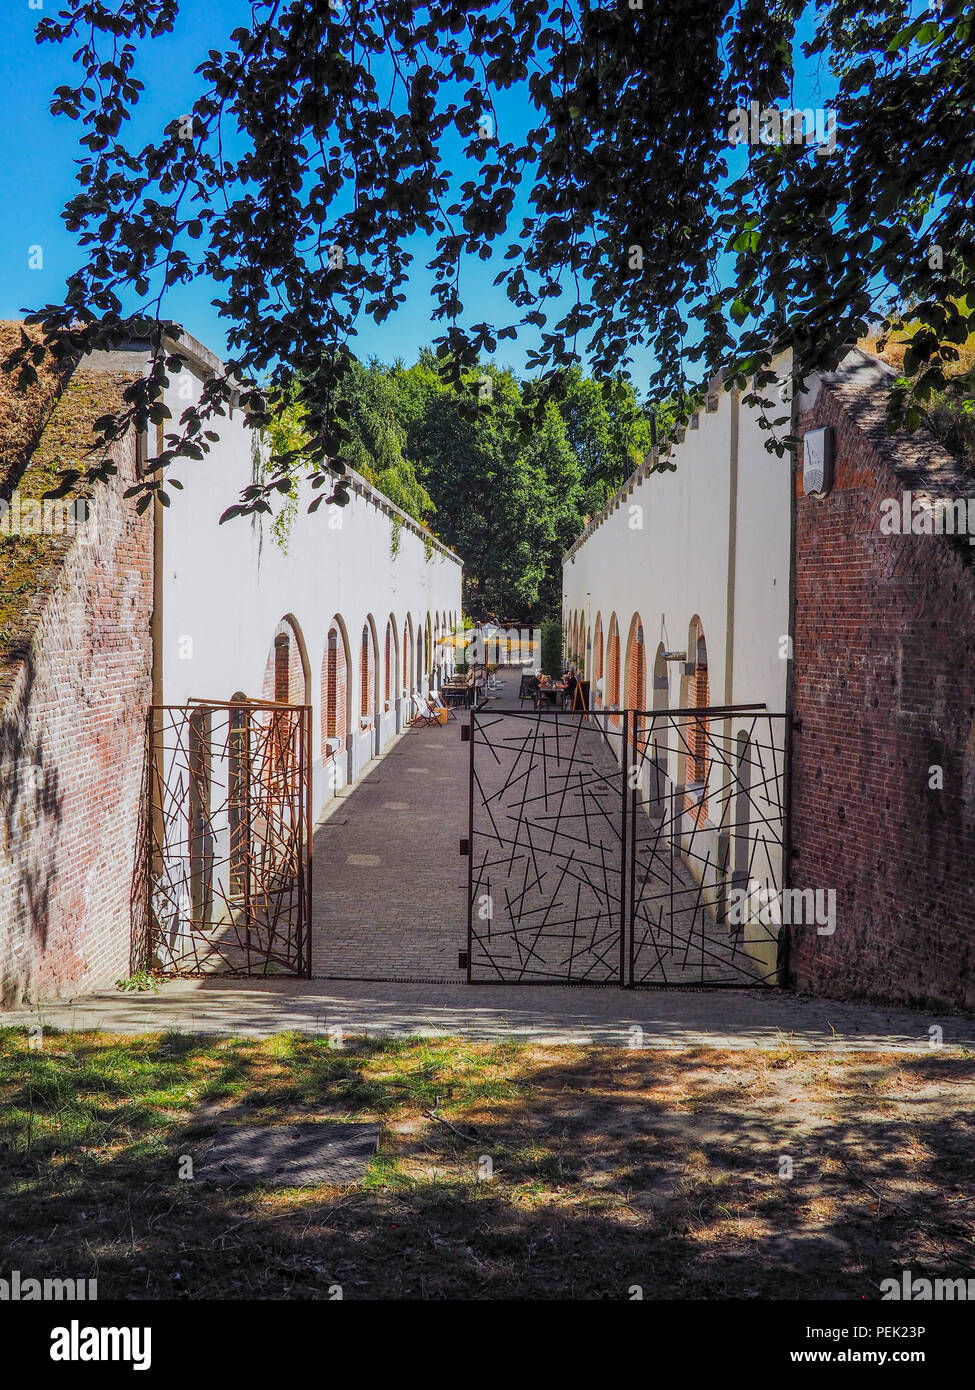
[
  {"left": 466, "top": 706, "right": 787, "bottom": 987},
  {"left": 147, "top": 699, "right": 312, "bottom": 976}
]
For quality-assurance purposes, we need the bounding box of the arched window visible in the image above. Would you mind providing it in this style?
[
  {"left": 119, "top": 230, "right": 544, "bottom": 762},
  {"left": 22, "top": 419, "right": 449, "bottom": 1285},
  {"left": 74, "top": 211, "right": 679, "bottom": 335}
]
[
  {"left": 626, "top": 614, "right": 647, "bottom": 752},
  {"left": 273, "top": 633, "right": 290, "bottom": 702},
  {"left": 625, "top": 615, "right": 646, "bottom": 711},
  {"left": 360, "top": 625, "right": 371, "bottom": 720},
  {"left": 264, "top": 617, "right": 310, "bottom": 779},
  {"left": 264, "top": 616, "right": 311, "bottom": 706},
  {"left": 228, "top": 692, "right": 249, "bottom": 897},
  {"left": 384, "top": 621, "right": 392, "bottom": 707},
  {"left": 592, "top": 614, "right": 604, "bottom": 706},
  {"left": 686, "top": 619, "right": 710, "bottom": 821},
  {"left": 321, "top": 620, "right": 348, "bottom": 760},
  {"left": 607, "top": 616, "right": 621, "bottom": 727},
  {"left": 188, "top": 705, "right": 213, "bottom": 923},
  {"left": 733, "top": 729, "right": 752, "bottom": 891},
  {"left": 650, "top": 645, "right": 669, "bottom": 814}
]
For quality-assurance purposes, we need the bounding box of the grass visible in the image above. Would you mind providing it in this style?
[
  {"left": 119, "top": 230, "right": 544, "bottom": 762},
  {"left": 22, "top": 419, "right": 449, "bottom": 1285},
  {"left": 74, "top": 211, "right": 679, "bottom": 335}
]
[
  {"left": 859, "top": 324, "right": 975, "bottom": 472},
  {"left": 2, "top": 1027, "right": 975, "bottom": 1300}
]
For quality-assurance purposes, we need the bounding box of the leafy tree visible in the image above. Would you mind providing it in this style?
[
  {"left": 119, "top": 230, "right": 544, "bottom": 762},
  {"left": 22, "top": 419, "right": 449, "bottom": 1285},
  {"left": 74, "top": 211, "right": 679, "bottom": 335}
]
[
  {"left": 528, "top": 367, "right": 660, "bottom": 514},
  {"left": 540, "top": 618, "right": 563, "bottom": 678},
  {"left": 402, "top": 362, "right": 557, "bottom": 617},
  {"left": 262, "top": 358, "right": 434, "bottom": 535},
  {"left": 8, "top": 0, "right": 974, "bottom": 511},
  {"left": 338, "top": 360, "right": 434, "bottom": 522},
  {"left": 522, "top": 398, "right": 584, "bottom": 616},
  {"left": 262, "top": 348, "right": 593, "bottom": 613}
]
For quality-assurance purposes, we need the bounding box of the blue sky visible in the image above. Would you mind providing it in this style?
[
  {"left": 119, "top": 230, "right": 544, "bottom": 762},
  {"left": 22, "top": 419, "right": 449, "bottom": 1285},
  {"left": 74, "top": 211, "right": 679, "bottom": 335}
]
[
  {"left": 0, "top": 0, "right": 560, "bottom": 376},
  {"left": 0, "top": 0, "right": 253, "bottom": 354},
  {"left": 0, "top": 1, "right": 840, "bottom": 389}
]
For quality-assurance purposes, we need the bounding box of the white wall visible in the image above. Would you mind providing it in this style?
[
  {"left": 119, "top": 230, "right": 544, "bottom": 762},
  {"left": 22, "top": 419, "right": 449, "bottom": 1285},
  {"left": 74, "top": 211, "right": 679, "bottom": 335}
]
[
  {"left": 561, "top": 361, "right": 793, "bottom": 972},
  {"left": 562, "top": 370, "right": 791, "bottom": 716},
  {"left": 155, "top": 338, "right": 463, "bottom": 823}
]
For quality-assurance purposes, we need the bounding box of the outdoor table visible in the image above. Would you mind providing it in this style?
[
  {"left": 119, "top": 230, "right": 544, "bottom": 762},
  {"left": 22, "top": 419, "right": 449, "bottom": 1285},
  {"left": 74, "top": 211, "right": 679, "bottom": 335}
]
[{"left": 536, "top": 684, "right": 566, "bottom": 708}]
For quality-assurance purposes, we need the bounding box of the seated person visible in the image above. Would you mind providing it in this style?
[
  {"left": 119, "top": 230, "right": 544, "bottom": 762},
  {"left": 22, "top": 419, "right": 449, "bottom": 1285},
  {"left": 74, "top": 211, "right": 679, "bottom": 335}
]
[
  {"left": 534, "top": 673, "right": 554, "bottom": 708},
  {"left": 562, "top": 666, "right": 578, "bottom": 707}
]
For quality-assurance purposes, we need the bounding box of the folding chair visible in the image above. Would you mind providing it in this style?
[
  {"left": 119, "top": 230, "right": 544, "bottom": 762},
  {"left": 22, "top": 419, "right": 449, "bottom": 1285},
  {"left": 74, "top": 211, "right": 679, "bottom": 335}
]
[
  {"left": 410, "top": 692, "right": 440, "bottom": 728},
  {"left": 520, "top": 674, "right": 539, "bottom": 707},
  {"left": 427, "top": 689, "right": 459, "bottom": 721}
]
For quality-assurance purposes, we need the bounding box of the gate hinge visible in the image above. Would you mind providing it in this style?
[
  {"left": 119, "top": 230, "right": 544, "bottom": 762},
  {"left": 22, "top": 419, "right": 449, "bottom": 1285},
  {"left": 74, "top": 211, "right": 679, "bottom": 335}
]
[
  {"left": 459, "top": 837, "right": 470, "bottom": 857},
  {"left": 461, "top": 725, "right": 471, "bottom": 742},
  {"left": 458, "top": 950, "right": 469, "bottom": 969}
]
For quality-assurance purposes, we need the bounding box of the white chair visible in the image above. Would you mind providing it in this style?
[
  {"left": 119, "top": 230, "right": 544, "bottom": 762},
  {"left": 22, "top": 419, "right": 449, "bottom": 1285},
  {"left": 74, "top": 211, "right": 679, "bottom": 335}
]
[
  {"left": 410, "top": 691, "right": 439, "bottom": 728},
  {"left": 427, "top": 688, "right": 458, "bottom": 721}
]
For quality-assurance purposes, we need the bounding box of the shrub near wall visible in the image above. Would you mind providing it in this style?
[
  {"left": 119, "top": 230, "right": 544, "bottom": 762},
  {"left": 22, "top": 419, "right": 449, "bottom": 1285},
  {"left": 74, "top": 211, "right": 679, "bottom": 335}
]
[
  {"left": 540, "top": 618, "right": 563, "bottom": 677},
  {"left": 790, "top": 369, "right": 975, "bottom": 1013}
]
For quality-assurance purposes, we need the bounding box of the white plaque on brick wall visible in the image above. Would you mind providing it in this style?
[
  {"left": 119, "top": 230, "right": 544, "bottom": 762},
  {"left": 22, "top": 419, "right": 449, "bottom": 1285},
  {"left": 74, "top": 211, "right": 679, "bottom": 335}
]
[{"left": 803, "top": 426, "right": 833, "bottom": 498}]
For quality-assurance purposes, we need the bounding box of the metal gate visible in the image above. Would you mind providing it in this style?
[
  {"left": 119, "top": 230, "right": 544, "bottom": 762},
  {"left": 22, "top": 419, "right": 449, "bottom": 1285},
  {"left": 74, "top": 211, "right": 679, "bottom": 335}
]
[
  {"left": 466, "top": 705, "right": 787, "bottom": 986},
  {"left": 147, "top": 700, "right": 312, "bottom": 976}
]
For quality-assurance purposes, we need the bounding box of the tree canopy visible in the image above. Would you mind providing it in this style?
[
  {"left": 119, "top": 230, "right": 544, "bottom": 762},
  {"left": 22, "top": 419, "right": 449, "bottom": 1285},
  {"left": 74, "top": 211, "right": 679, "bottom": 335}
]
[
  {"left": 267, "top": 352, "right": 651, "bottom": 617},
  {"left": 6, "top": 0, "right": 975, "bottom": 516}
]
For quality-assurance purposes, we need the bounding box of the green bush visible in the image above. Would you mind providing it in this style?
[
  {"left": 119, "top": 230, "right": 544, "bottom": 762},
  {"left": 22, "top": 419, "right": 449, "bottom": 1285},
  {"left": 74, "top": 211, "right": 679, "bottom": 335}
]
[
  {"left": 926, "top": 378, "right": 975, "bottom": 472},
  {"left": 540, "top": 618, "right": 563, "bottom": 678}
]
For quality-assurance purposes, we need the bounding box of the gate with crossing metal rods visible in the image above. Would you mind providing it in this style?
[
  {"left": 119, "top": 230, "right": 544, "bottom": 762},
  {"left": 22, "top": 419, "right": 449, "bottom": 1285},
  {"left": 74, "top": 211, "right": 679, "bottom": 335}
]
[
  {"left": 147, "top": 699, "right": 312, "bottom": 976},
  {"left": 466, "top": 705, "right": 787, "bottom": 987}
]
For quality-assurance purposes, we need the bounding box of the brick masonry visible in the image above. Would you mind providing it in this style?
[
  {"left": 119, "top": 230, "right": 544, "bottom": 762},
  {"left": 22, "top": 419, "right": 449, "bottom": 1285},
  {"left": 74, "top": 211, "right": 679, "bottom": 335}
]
[
  {"left": 321, "top": 621, "right": 349, "bottom": 760},
  {"left": 0, "top": 410, "right": 154, "bottom": 1006},
  {"left": 790, "top": 367, "right": 975, "bottom": 1013},
  {"left": 262, "top": 617, "right": 308, "bottom": 705}
]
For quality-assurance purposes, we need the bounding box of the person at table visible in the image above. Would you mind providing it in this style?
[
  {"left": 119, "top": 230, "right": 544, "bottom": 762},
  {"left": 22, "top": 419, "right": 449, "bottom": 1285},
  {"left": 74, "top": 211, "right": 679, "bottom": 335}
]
[{"left": 562, "top": 666, "right": 578, "bottom": 708}]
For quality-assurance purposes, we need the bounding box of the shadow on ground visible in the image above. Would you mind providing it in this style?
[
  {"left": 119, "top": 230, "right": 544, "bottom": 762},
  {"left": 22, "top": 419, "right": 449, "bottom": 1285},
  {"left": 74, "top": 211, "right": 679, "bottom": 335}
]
[{"left": 1, "top": 1027, "right": 973, "bottom": 1299}]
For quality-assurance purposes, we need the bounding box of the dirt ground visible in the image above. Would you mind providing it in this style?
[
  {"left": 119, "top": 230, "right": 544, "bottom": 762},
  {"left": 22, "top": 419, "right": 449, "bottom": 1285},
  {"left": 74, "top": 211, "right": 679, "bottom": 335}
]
[{"left": 2, "top": 1028, "right": 974, "bottom": 1299}]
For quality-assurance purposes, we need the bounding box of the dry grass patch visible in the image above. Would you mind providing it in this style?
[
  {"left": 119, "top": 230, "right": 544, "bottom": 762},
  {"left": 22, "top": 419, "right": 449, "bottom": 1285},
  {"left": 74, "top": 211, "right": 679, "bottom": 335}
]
[{"left": 1, "top": 1029, "right": 974, "bottom": 1299}]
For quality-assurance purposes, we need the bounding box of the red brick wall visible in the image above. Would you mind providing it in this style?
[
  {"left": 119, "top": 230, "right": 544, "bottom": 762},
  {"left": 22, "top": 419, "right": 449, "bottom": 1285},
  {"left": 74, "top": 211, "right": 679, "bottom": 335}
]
[
  {"left": 402, "top": 624, "right": 410, "bottom": 695},
  {"left": 626, "top": 617, "right": 647, "bottom": 754},
  {"left": 359, "top": 624, "right": 376, "bottom": 722},
  {"left": 0, "top": 429, "right": 153, "bottom": 1006},
  {"left": 384, "top": 622, "right": 392, "bottom": 707},
  {"left": 625, "top": 619, "right": 646, "bottom": 711},
  {"left": 607, "top": 621, "right": 621, "bottom": 727},
  {"left": 593, "top": 616, "right": 603, "bottom": 704},
  {"left": 320, "top": 624, "right": 348, "bottom": 758},
  {"left": 262, "top": 619, "right": 306, "bottom": 705},
  {"left": 790, "top": 383, "right": 975, "bottom": 1012}
]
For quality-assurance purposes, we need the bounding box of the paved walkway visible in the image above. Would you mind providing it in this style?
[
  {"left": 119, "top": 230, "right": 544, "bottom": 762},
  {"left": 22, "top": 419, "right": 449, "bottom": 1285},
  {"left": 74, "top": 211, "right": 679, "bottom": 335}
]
[
  {"left": 310, "top": 666, "right": 532, "bottom": 982},
  {"left": 310, "top": 720, "right": 468, "bottom": 981},
  {"left": 6, "top": 975, "right": 975, "bottom": 1050}
]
